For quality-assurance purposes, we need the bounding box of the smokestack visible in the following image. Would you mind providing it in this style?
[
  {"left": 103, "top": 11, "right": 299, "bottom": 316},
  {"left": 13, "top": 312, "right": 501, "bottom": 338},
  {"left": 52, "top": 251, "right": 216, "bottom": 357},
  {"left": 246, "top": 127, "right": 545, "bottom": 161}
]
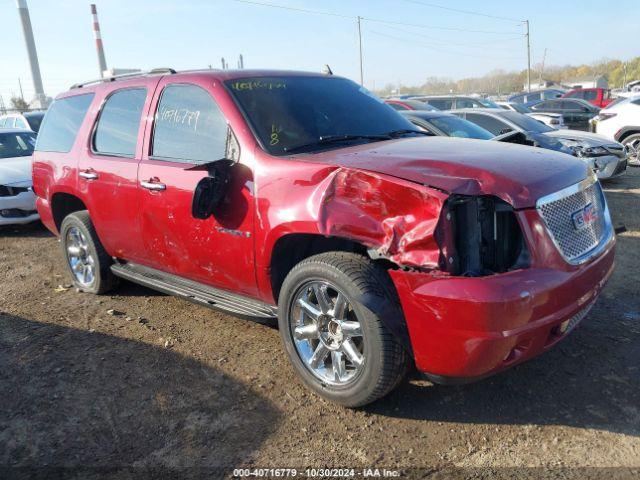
[
  {"left": 91, "top": 4, "right": 108, "bottom": 77},
  {"left": 15, "top": 0, "right": 45, "bottom": 107}
]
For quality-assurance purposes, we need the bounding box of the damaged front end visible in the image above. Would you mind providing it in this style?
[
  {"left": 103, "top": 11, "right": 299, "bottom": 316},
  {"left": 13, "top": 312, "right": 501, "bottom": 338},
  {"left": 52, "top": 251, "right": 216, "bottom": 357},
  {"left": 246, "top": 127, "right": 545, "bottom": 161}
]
[
  {"left": 320, "top": 169, "right": 529, "bottom": 278},
  {"left": 434, "top": 195, "right": 530, "bottom": 276}
]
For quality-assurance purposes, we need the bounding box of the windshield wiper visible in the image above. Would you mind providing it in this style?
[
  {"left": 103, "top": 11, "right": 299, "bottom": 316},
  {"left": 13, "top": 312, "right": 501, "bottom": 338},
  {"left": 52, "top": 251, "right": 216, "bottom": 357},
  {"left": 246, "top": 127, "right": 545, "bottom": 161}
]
[
  {"left": 384, "top": 129, "right": 431, "bottom": 137},
  {"left": 283, "top": 134, "right": 391, "bottom": 154}
]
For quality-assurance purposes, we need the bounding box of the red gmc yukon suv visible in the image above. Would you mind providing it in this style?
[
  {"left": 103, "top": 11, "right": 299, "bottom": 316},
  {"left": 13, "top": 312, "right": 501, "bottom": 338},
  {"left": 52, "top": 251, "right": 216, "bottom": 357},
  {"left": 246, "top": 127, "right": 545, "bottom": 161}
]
[{"left": 33, "top": 69, "right": 616, "bottom": 407}]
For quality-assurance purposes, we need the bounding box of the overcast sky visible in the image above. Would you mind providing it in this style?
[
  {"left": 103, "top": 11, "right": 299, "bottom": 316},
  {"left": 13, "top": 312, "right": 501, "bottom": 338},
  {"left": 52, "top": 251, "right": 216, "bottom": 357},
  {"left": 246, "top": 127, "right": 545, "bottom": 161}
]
[{"left": 1, "top": 0, "right": 639, "bottom": 103}]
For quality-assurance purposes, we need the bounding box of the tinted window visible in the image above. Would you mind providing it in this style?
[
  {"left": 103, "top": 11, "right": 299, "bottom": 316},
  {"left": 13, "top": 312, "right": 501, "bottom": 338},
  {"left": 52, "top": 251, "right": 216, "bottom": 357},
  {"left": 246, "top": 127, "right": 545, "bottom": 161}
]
[
  {"left": 499, "top": 111, "right": 553, "bottom": 133},
  {"left": 428, "top": 115, "right": 493, "bottom": 140},
  {"left": 561, "top": 100, "right": 581, "bottom": 110},
  {"left": 24, "top": 112, "right": 45, "bottom": 132},
  {"left": 94, "top": 88, "right": 146, "bottom": 157},
  {"left": 427, "top": 99, "right": 453, "bottom": 110},
  {"left": 152, "top": 84, "right": 227, "bottom": 163},
  {"left": 584, "top": 90, "right": 598, "bottom": 101},
  {"left": 0, "top": 131, "right": 37, "bottom": 158},
  {"left": 566, "top": 90, "right": 584, "bottom": 99},
  {"left": 455, "top": 98, "right": 478, "bottom": 109},
  {"left": 527, "top": 93, "right": 541, "bottom": 102},
  {"left": 227, "top": 76, "right": 417, "bottom": 155},
  {"left": 464, "top": 113, "right": 510, "bottom": 135},
  {"left": 36, "top": 94, "right": 94, "bottom": 153}
]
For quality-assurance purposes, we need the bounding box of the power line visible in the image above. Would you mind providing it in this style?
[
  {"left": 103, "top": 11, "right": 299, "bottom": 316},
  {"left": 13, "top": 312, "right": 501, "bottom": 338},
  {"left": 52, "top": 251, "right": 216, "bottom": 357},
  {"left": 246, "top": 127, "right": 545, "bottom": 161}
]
[
  {"left": 368, "top": 30, "right": 521, "bottom": 61},
  {"left": 377, "top": 24, "right": 523, "bottom": 49},
  {"left": 231, "top": 0, "right": 522, "bottom": 35},
  {"left": 401, "top": 0, "right": 523, "bottom": 23}
]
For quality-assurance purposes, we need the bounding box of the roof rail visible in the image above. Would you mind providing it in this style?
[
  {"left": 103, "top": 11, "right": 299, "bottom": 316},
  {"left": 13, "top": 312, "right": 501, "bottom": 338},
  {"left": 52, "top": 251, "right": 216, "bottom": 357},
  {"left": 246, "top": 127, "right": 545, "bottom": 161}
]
[{"left": 70, "top": 68, "right": 177, "bottom": 89}]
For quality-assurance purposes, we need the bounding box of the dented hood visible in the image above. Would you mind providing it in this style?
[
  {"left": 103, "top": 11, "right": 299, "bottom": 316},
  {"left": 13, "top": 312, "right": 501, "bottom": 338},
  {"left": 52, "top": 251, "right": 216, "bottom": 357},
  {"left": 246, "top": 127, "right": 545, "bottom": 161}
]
[{"left": 303, "top": 137, "right": 589, "bottom": 209}]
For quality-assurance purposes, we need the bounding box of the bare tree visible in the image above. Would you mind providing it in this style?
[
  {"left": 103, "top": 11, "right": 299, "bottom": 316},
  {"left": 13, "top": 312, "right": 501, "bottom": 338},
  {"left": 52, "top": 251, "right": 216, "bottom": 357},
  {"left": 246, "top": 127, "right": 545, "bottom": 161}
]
[{"left": 10, "top": 96, "right": 29, "bottom": 113}]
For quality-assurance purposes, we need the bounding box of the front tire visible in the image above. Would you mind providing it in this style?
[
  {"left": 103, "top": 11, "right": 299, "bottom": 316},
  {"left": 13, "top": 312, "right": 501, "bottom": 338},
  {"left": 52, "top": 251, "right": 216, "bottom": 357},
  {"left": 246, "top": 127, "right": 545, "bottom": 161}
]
[
  {"left": 278, "top": 252, "right": 409, "bottom": 407},
  {"left": 60, "top": 211, "right": 117, "bottom": 294},
  {"left": 622, "top": 133, "right": 640, "bottom": 167}
]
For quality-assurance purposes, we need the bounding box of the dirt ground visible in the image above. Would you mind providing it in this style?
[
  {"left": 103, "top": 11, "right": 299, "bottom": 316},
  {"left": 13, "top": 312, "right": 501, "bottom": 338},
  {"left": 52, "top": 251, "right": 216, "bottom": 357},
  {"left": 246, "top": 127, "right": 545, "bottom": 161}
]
[{"left": 1, "top": 170, "right": 639, "bottom": 479}]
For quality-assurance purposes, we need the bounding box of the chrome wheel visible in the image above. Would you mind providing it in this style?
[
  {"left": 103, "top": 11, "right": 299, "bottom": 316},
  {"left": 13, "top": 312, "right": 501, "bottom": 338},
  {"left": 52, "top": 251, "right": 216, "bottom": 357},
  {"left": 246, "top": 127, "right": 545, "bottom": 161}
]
[
  {"left": 625, "top": 137, "right": 640, "bottom": 166},
  {"left": 65, "top": 226, "right": 95, "bottom": 286},
  {"left": 290, "top": 281, "right": 364, "bottom": 386}
]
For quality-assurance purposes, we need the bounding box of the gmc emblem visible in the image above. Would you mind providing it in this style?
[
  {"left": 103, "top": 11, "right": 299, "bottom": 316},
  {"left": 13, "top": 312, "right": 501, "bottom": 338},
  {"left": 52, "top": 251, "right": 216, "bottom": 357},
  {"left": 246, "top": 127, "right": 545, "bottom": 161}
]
[{"left": 572, "top": 203, "right": 598, "bottom": 230}]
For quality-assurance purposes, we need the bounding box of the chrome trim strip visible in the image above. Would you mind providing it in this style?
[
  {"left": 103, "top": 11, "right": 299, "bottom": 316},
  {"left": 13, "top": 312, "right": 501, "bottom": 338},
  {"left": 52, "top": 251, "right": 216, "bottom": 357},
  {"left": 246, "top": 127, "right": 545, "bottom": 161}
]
[{"left": 535, "top": 174, "right": 614, "bottom": 266}]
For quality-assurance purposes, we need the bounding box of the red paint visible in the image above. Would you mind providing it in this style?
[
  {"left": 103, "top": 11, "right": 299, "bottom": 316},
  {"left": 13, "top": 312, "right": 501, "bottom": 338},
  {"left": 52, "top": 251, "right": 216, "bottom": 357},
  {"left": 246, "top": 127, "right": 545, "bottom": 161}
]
[
  {"left": 562, "top": 88, "right": 612, "bottom": 108},
  {"left": 33, "top": 70, "right": 615, "bottom": 382}
]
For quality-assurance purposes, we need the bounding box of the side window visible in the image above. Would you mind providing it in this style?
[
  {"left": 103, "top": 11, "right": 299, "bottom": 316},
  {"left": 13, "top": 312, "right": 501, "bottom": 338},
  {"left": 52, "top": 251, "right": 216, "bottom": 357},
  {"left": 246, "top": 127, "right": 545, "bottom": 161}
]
[
  {"left": 152, "top": 84, "right": 227, "bottom": 163},
  {"left": 561, "top": 100, "right": 579, "bottom": 110},
  {"left": 15, "top": 118, "right": 28, "bottom": 129},
  {"left": 36, "top": 94, "right": 94, "bottom": 153},
  {"left": 465, "top": 114, "right": 509, "bottom": 135},
  {"left": 583, "top": 90, "right": 597, "bottom": 101},
  {"left": 4, "top": 117, "right": 15, "bottom": 128},
  {"left": 428, "top": 99, "right": 453, "bottom": 110},
  {"left": 455, "top": 98, "right": 475, "bottom": 109},
  {"left": 527, "top": 93, "right": 541, "bottom": 102},
  {"left": 567, "top": 91, "right": 583, "bottom": 99},
  {"left": 93, "top": 88, "right": 147, "bottom": 157}
]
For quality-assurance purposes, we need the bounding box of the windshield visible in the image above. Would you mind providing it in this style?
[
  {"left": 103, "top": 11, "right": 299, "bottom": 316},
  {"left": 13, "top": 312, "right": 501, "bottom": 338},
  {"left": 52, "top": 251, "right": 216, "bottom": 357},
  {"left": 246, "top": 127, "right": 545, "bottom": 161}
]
[
  {"left": 24, "top": 112, "right": 45, "bottom": 132},
  {"left": 0, "top": 132, "right": 36, "bottom": 159},
  {"left": 499, "top": 111, "right": 553, "bottom": 133},
  {"left": 226, "top": 76, "right": 416, "bottom": 155},
  {"left": 429, "top": 115, "right": 493, "bottom": 140}
]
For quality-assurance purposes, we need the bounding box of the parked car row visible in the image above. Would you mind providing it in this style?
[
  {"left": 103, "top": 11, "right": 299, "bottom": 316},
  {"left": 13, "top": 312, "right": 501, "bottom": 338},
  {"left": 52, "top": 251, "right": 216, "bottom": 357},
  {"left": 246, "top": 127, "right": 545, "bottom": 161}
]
[
  {"left": 23, "top": 68, "right": 618, "bottom": 408},
  {"left": 0, "top": 111, "right": 46, "bottom": 132}
]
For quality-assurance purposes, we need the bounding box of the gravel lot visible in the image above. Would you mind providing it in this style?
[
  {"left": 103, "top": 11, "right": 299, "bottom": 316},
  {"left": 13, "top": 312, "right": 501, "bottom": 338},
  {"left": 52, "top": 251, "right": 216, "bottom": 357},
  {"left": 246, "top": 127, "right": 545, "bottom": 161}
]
[{"left": 1, "top": 170, "right": 639, "bottom": 479}]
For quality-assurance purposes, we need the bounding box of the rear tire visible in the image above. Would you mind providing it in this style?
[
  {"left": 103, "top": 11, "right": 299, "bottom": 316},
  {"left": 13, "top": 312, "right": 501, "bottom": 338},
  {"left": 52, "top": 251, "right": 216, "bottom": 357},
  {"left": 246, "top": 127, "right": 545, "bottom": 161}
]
[
  {"left": 278, "top": 252, "right": 409, "bottom": 407},
  {"left": 60, "top": 211, "right": 117, "bottom": 294}
]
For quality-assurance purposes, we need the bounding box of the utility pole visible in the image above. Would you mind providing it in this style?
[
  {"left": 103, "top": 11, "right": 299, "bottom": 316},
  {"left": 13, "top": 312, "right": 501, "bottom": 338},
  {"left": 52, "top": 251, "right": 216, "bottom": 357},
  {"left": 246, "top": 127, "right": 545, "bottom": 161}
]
[
  {"left": 525, "top": 20, "right": 531, "bottom": 93},
  {"left": 357, "top": 16, "right": 364, "bottom": 86}
]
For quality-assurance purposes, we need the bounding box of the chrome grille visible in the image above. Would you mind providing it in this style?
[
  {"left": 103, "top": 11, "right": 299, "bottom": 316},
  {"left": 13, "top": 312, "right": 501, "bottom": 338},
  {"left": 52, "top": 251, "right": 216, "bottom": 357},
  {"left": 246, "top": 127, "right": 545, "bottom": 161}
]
[{"left": 537, "top": 178, "right": 608, "bottom": 263}]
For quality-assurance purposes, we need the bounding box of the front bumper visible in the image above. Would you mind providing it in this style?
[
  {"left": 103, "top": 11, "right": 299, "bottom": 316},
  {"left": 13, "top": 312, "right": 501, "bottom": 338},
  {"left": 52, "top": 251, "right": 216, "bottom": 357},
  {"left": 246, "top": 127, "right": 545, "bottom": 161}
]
[
  {"left": 593, "top": 154, "right": 627, "bottom": 180},
  {"left": 389, "top": 236, "right": 615, "bottom": 380},
  {"left": 0, "top": 190, "right": 39, "bottom": 226}
]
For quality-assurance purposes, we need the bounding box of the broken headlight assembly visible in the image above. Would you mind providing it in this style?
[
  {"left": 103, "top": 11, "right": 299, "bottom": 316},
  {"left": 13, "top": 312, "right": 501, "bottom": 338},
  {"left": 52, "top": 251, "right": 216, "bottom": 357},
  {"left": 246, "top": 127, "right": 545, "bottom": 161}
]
[{"left": 435, "top": 195, "right": 530, "bottom": 276}]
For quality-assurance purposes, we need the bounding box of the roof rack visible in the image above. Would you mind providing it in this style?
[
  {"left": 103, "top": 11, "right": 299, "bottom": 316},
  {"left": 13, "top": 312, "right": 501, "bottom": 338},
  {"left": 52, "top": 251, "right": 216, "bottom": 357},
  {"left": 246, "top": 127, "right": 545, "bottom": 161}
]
[{"left": 70, "top": 68, "right": 176, "bottom": 89}]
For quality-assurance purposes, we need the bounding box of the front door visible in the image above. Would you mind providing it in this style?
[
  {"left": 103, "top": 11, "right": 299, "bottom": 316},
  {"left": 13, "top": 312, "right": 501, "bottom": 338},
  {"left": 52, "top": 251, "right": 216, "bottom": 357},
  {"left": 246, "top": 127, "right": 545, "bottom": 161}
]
[
  {"left": 137, "top": 78, "right": 258, "bottom": 297},
  {"left": 77, "top": 79, "right": 160, "bottom": 261}
]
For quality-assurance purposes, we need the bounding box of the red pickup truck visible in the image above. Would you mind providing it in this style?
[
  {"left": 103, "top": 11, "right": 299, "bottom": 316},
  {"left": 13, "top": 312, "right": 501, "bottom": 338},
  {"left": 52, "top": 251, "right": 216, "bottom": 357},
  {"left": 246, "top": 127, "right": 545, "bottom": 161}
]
[
  {"left": 32, "top": 69, "right": 615, "bottom": 406},
  {"left": 563, "top": 88, "right": 613, "bottom": 108}
]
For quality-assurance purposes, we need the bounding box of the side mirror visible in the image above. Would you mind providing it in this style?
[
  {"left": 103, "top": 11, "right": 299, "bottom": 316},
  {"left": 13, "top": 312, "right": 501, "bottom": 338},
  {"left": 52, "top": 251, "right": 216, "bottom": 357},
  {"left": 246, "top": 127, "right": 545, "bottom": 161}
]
[
  {"left": 190, "top": 126, "right": 240, "bottom": 220},
  {"left": 192, "top": 160, "right": 234, "bottom": 219}
]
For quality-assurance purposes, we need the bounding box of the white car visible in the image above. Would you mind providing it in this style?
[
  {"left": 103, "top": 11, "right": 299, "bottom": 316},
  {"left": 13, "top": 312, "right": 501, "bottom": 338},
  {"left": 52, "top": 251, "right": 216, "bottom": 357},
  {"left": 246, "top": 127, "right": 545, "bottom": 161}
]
[
  {"left": 0, "top": 128, "right": 39, "bottom": 226},
  {"left": 496, "top": 101, "right": 566, "bottom": 129},
  {"left": 593, "top": 95, "right": 640, "bottom": 166}
]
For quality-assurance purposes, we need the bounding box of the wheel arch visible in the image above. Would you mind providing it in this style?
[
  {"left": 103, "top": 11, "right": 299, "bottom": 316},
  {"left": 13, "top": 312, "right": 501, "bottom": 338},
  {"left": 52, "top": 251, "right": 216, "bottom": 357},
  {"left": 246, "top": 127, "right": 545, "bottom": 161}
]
[
  {"left": 614, "top": 126, "right": 640, "bottom": 143},
  {"left": 51, "top": 192, "right": 88, "bottom": 232}
]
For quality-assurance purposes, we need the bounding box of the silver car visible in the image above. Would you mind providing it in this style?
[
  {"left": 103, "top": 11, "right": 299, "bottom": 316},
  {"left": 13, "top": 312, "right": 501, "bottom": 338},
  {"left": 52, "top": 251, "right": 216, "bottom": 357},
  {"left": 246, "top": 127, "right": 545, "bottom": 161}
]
[{"left": 0, "top": 129, "right": 39, "bottom": 225}]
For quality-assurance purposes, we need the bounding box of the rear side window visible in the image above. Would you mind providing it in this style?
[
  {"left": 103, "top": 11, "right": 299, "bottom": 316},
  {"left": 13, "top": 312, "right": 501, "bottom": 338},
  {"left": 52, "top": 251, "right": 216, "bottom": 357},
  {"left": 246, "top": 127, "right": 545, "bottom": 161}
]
[
  {"left": 152, "top": 84, "right": 227, "bottom": 163},
  {"left": 583, "top": 90, "right": 597, "bottom": 101},
  {"left": 94, "top": 88, "right": 147, "bottom": 157},
  {"left": 36, "top": 94, "right": 94, "bottom": 153},
  {"left": 15, "top": 117, "right": 28, "bottom": 129},
  {"left": 3, "top": 117, "right": 15, "bottom": 128},
  {"left": 427, "top": 99, "right": 453, "bottom": 110}
]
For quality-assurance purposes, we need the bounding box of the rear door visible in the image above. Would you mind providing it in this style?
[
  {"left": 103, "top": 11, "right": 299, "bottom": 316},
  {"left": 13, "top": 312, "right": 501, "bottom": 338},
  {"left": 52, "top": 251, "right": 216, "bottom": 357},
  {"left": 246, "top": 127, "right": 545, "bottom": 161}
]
[
  {"left": 77, "top": 78, "right": 160, "bottom": 261},
  {"left": 137, "top": 78, "right": 258, "bottom": 297}
]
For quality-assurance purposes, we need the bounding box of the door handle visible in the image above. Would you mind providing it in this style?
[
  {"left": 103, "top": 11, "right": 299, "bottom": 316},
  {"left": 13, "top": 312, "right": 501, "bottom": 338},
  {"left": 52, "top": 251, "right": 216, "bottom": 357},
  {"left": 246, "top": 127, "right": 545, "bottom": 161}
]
[
  {"left": 140, "top": 179, "right": 166, "bottom": 191},
  {"left": 79, "top": 170, "right": 99, "bottom": 180}
]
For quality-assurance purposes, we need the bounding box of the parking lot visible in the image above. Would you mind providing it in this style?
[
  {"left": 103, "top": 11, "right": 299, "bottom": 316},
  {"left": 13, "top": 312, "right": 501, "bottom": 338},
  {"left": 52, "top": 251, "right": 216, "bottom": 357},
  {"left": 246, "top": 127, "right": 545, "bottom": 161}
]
[{"left": 0, "top": 168, "right": 637, "bottom": 477}]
